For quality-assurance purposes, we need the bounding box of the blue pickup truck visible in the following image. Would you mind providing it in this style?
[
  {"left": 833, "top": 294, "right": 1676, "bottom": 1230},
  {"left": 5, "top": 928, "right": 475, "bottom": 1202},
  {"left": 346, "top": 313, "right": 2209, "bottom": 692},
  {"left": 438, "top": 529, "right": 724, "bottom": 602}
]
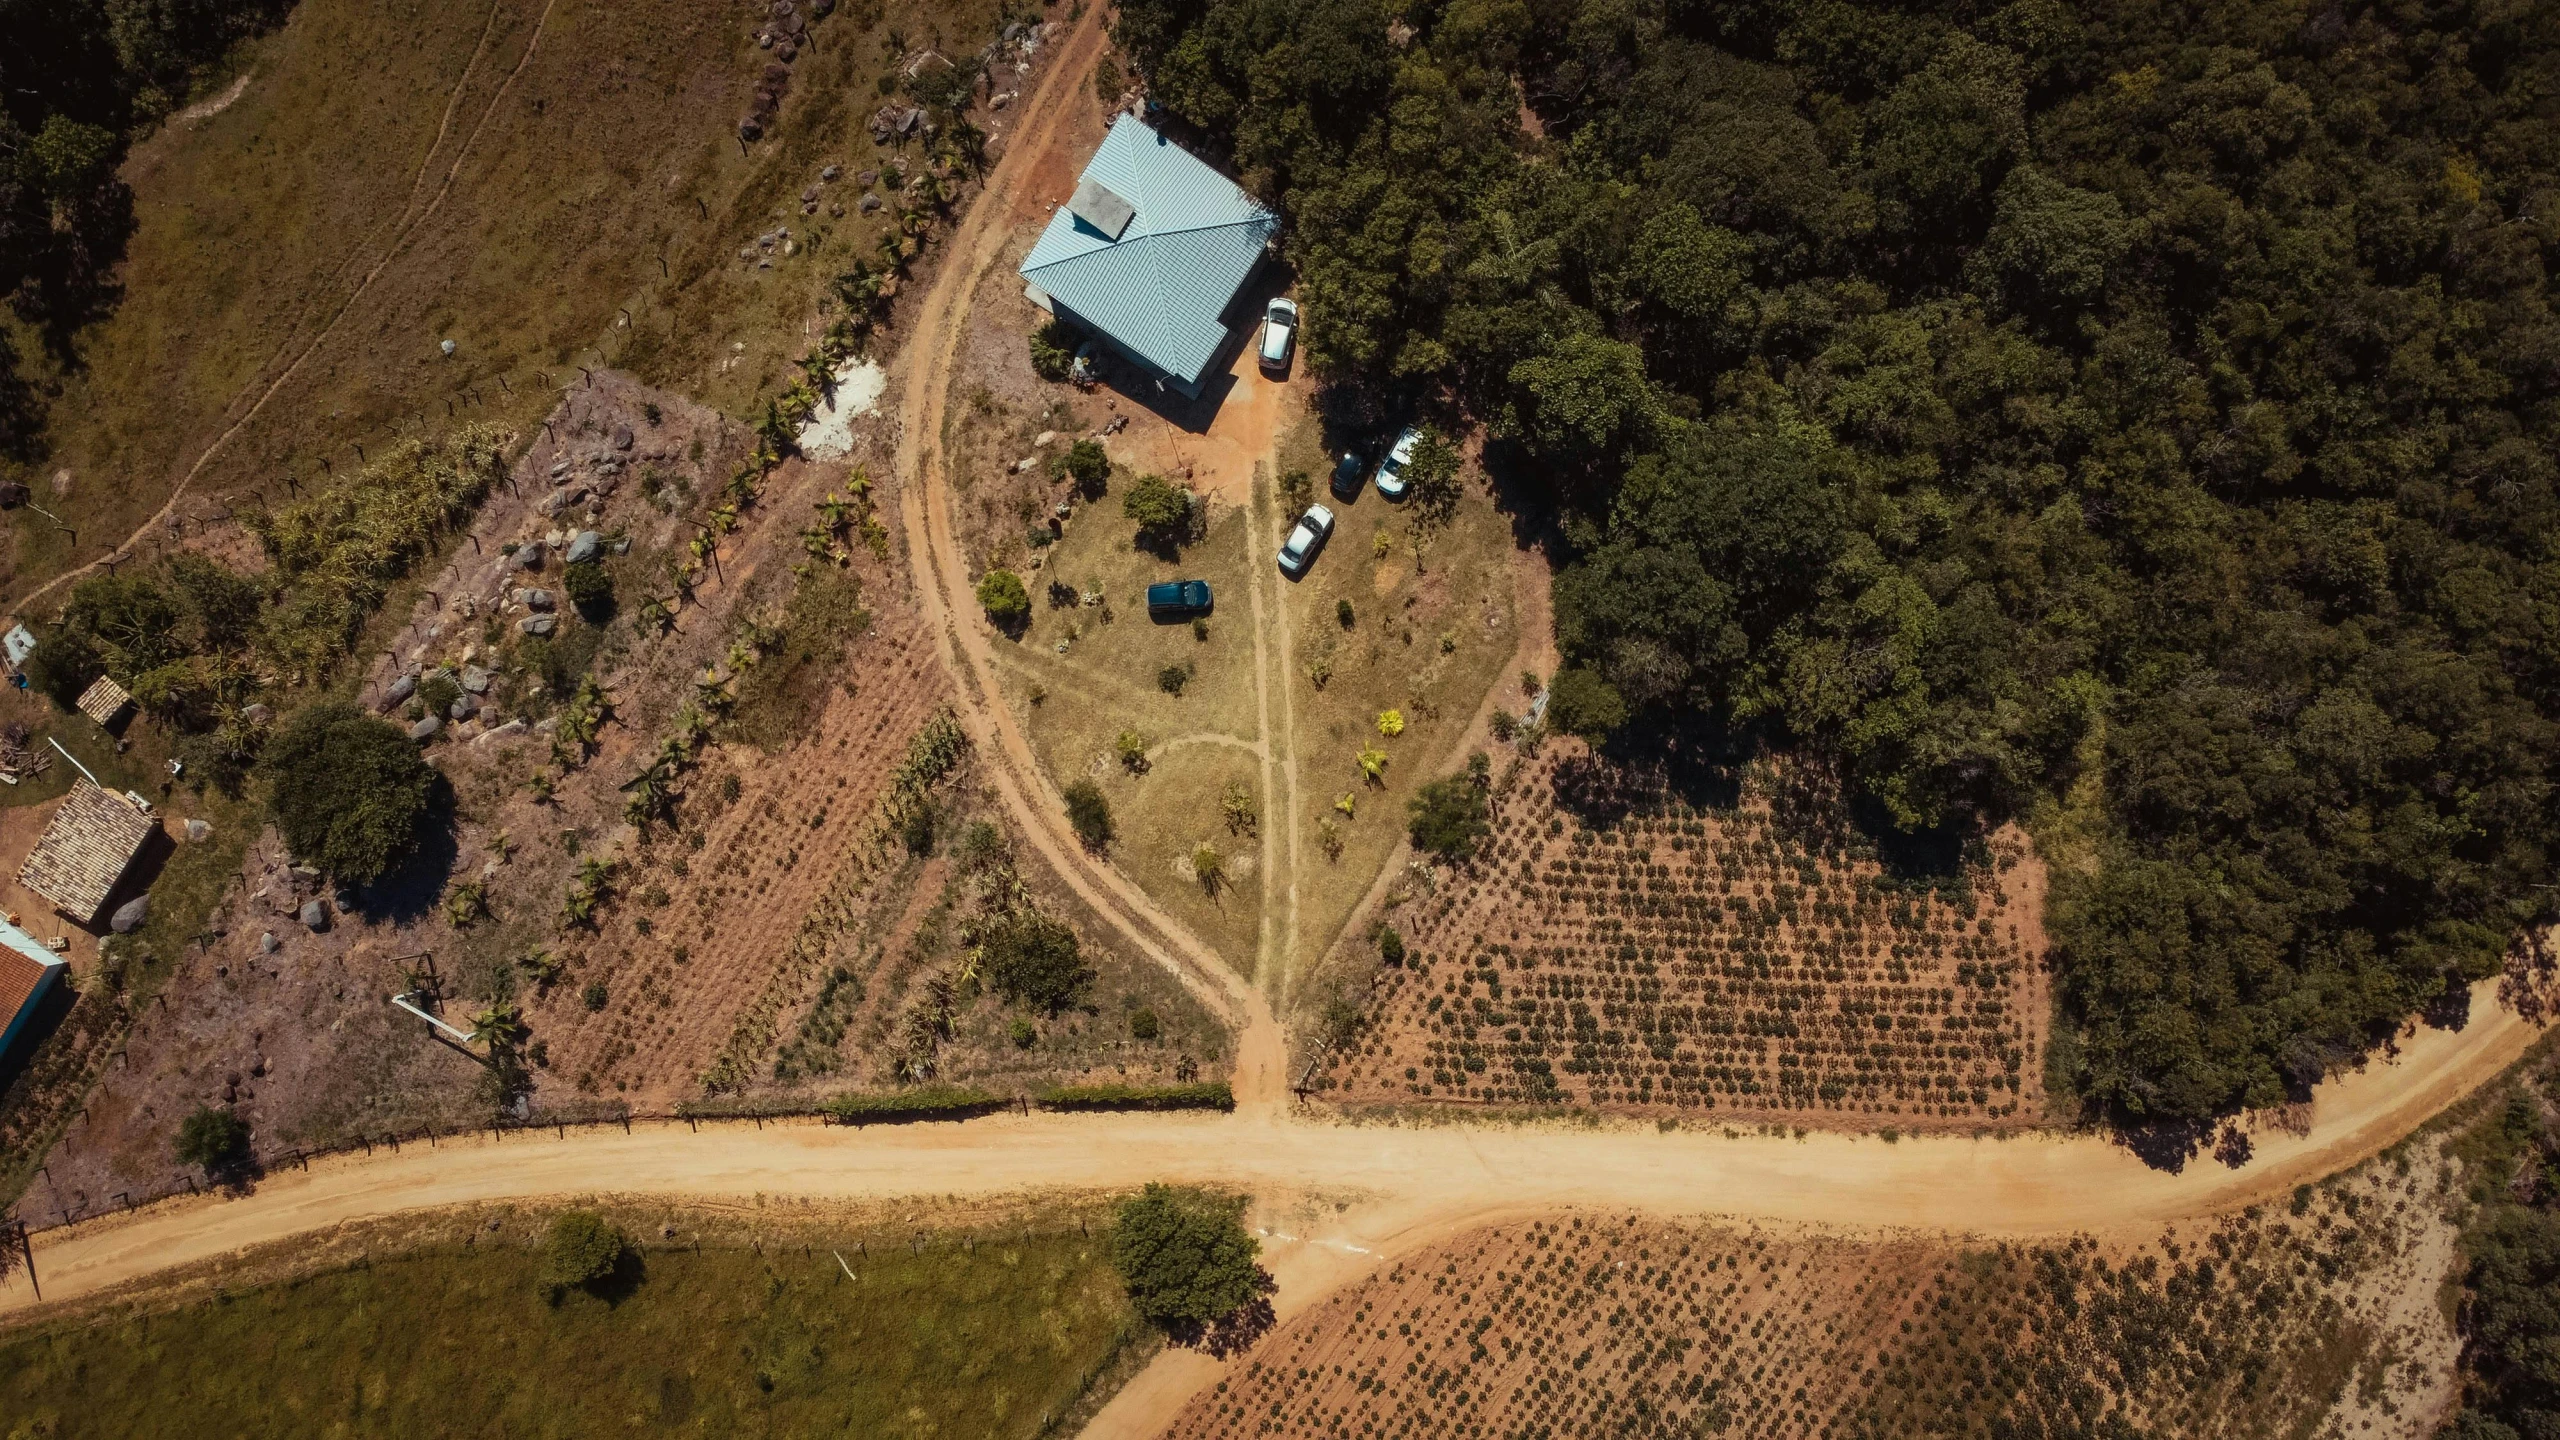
[{"left": 1146, "top": 579, "right": 1213, "bottom": 617}]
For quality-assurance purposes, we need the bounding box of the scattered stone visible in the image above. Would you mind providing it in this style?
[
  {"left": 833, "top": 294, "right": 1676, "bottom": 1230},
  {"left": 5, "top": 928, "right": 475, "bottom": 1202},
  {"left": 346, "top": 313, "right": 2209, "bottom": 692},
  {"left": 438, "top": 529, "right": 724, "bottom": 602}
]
[
  {"left": 550, "top": 459, "right": 571, "bottom": 478},
  {"left": 291, "top": 864, "right": 322, "bottom": 882},
  {"left": 460, "top": 665, "right": 493, "bottom": 694},
  {"left": 565, "top": 530, "right": 602, "bottom": 565},
  {"left": 859, "top": 194, "right": 882, "bottom": 214},
  {"left": 440, "top": 339, "right": 457, "bottom": 357},
  {"left": 859, "top": 169, "right": 878, "bottom": 186},
  {"left": 474, "top": 718, "right": 528, "bottom": 745},
  {"left": 519, "top": 588, "right": 557, "bottom": 612},
  {"left": 539, "top": 486, "right": 577, "bottom": 517},
  {"left": 380, "top": 673, "right": 418, "bottom": 710},
  {"left": 515, "top": 541, "right": 547, "bottom": 569},
  {"left": 820, "top": 164, "right": 840, "bottom": 182},
  {"left": 518, "top": 614, "right": 558, "bottom": 638},
  {"left": 1013, "top": 457, "right": 1038, "bottom": 473},
  {"left": 610, "top": 537, "right": 632, "bottom": 555},
  {"left": 184, "top": 818, "right": 212, "bottom": 842},
  {"left": 242, "top": 702, "right": 273, "bottom": 726},
  {"left": 300, "top": 899, "right": 330, "bottom": 931},
  {"left": 991, "top": 90, "right": 1012, "bottom": 110},
  {"left": 802, "top": 184, "right": 821, "bottom": 203},
  {"left": 259, "top": 931, "right": 279, "bottom": 955},
  {"left": 611, "top": 424, "right": 634, "bottom": 451},
  {"left": 110, "top": 896, "right": 148, "bottom": 934},
  {"left": 408, "top": 714, "right": 443, "bottom": 741},
  {"left": 449, "top": 693, "right": 481, "bottom": 721},
  {"left": 739, "top": 116, "right": 764, "bottom": 140},
  {"left": 1035, "top": 430, "right": 1058, "bottom": 447}
]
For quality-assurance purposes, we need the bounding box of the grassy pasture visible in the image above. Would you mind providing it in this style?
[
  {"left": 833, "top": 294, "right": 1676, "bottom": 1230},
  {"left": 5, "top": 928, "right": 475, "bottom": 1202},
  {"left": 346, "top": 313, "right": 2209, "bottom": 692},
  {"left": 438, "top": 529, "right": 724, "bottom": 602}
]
[{"left": 0, "top": 1214, "right": 1135, "bottom": 1438}]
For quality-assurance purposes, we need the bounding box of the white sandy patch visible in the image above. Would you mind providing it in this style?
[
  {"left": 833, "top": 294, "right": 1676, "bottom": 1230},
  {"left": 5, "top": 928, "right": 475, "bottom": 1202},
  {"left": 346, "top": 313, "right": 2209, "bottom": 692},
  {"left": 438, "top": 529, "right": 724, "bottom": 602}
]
[
  {"left": 796, "top": 358, "right": 888, "bottom": 459},
  {"left": 177, "top": 73, "right": 254, "bottom": 125}
]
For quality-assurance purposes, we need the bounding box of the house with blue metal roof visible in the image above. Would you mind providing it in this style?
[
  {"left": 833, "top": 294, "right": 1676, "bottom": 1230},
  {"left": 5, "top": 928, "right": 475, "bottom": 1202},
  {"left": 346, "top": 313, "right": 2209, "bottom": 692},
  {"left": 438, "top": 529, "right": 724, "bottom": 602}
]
[
  {"left": 0, "top": 915, "right": 66, "bottom": 1065},
  {"left": 1019, "top": 117, "right": 1278, "bottom": 398}
]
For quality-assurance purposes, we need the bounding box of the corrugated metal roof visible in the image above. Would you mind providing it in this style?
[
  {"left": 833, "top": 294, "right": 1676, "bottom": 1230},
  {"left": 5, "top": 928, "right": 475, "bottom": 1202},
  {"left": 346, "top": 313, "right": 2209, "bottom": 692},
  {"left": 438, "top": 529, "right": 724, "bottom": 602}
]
[
  {"left": 1020, "top": 118, "right": 1276, "bottom": 388},
  {"left": 0, "top": 918, "right": 64, "bottom": 1059}
]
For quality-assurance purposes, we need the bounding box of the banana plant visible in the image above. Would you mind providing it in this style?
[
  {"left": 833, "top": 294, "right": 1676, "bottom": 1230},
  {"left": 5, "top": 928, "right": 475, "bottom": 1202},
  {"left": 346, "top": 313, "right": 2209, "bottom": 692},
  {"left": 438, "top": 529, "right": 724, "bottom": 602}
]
[{"left": 469, "top": 1005, "right": 527, "bottom": 1050}]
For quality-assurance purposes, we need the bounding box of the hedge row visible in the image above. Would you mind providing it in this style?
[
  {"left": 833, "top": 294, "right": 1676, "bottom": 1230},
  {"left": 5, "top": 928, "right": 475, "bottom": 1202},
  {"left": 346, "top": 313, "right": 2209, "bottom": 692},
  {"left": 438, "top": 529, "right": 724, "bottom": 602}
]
[
  {"left": 822, "top": 1085, "right": 1006, "bottom": 1123},
  {"left": 1034, "top": 1082, "right": 1235, "bottom": 1112}
]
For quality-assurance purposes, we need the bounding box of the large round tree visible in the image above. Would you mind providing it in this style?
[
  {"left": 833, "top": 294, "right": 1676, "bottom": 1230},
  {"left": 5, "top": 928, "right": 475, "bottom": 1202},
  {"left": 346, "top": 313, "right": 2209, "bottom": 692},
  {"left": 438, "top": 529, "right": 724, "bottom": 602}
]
[{"left": 264, "top": 702, "right": 435, "bottom": 883}]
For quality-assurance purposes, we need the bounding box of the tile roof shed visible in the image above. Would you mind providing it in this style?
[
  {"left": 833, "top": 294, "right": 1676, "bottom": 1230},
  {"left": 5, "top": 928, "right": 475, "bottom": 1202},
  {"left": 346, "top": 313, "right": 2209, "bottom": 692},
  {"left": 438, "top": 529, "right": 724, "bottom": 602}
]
[
  {"left": 76, "top": 674, "right": 132, "bottom": 729},
  {"left": 19, "top": 778, "right": 155, "bottom": 928},
  {"left": 1019, "top": 118, "right": 1277, "bottom": 397},
  {"left": 0, "top": 918, "right": 66, "bottom": 1062}
]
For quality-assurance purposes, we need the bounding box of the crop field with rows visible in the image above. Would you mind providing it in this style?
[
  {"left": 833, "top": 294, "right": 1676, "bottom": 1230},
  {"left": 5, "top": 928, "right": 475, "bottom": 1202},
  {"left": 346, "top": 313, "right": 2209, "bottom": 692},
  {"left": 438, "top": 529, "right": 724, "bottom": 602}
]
[
  {"left": 1164, "top": 1171, "right": 2438, "bottom": 1440},
  {"left": 1323, "top": 746, "right": 2048, "bottom": 1128}
]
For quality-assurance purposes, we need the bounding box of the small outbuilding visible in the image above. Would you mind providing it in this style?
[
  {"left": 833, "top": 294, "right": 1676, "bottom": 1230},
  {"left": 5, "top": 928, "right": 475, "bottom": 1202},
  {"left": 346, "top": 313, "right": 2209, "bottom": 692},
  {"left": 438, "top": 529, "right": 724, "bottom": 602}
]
[
  {"left": 0, "top": 917, "right": 66, "bottom": 1063},
  {"left": 75, "top": 674, "right": 133, "bottom": 730},
  {"left": 19, "top": 778, "right": 156, "bottom": 929},
  {"left": 1018, "top": 117, "right": 1278, "bottom": 399}
]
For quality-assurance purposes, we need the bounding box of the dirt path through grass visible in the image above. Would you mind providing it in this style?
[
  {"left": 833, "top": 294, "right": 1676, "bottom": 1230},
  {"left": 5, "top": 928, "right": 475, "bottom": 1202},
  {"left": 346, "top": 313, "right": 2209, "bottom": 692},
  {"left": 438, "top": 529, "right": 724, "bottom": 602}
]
[
  {"left": 7, "top": 0, "right": 562, "bottom": 619},
  {"left": 887, "top": 3, "right": 1286, "bottom": 1108}
]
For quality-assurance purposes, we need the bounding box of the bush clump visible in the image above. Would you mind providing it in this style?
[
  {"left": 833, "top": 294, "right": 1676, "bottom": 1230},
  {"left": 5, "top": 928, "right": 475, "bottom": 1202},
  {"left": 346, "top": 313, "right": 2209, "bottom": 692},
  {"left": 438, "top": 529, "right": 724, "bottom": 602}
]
[
  {"left": 1408, "top": 772, "right": 1490, "bottom": 860},
  {"left": 981, "top": 913, "right": 1092, "bottom": 1013},
  {"left": 976, "top": 569, "right": 1029, "bottom": 626},
  {"left": 1040, "top": 1082, "right": 1232, "bottom": 1112},
  {"left": 1111, "top": 1184, "right": 1270, "bottom": 1334},
  {"left": 263, "top": 702, "right": 437, "bottom": 884},
  {"left": 540, "top": 1210, "right": 629, "bottom": 1297},
  {"left": 823, "top": 1085, "right": 1005, "bottom": 1123},
  {"left": 173, "top": 1105, "right": 249, "bottom": 1174},
  {"left": 1028, "top": 318, "right": 1080, "bottom": 381},
  {"left": 1064, "top": 779, "right": 1113, "bottom": 851}
]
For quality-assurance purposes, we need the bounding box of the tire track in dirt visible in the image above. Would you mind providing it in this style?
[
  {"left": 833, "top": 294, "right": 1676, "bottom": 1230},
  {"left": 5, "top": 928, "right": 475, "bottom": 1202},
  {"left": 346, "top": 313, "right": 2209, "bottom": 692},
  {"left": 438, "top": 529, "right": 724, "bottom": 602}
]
[
  {"left": 8, "top": 0, "right": 562, "bottom": 618},
  {"left": 888, "top": 4, "right": 1286, "bottom": 1109}
]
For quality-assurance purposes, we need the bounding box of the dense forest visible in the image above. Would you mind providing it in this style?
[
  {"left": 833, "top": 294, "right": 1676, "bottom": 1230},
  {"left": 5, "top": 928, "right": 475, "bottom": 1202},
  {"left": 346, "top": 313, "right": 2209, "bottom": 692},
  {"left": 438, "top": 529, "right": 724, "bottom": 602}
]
[
  {"left": 0, "top": 0, "right": 293, "bottom": 456},
  {"left": 1109, "top": 0, "right": 2560, "bottom": 1128}
]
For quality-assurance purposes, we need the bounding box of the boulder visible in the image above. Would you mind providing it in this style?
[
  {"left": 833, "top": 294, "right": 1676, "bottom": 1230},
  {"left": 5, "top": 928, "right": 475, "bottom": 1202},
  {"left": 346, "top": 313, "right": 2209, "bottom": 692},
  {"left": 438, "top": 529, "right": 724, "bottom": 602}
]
[
  {"left": 518, "top": 614, "right": 558, "bottom": 638},
  {"left": 820, "top": 164, "right": 841, "bottom": 182},
  {"left": 519, "top": 588, "right": 557, "bottom": 613},
  {"left": 565, "top": 530, "right": 602, "bottom": 565},
  {"left": 460, "top": 665, "right": 493, "bottom": 694},
  {"left": 449, "top": 692, "right": 481, "bottom": 721},
  {"left": 514, "top": 541, "right": 547, "bottom": 570},
  {"left": 380, "top": 673, "right": 418, "bottom": 711},
  {"left": 110, "top": 896, "right": 148, "bottom": 934},
  {"left": 258, "top": 931, "right": 279, "bottom": 955},
  {"left": 299, "top": 899, "right": 330, "bottom": 932},
  {"left": 738, "top": 117, "right": 764, "bottom": 142},
  {"left": 408, "top": 715, "right": 443, "bottom": 741},
  {"left": 474, "top": 718, "right": 528, "bottom": 745},
  {"left": 860, "top": 194, "right": 882, "bottom": 214},
  {"left": 241, "top": 702, "right": 273, "bottom": 726},
  {"left": 0, "top": 482, "right": 27, "bottom": 509},
  {"left": 858, "top": 169, "right": 878, "bottom": 186},
  {"left": 611, "top": 425, "right": 635, "bottom": 452},
  {"left": 184, "top": 818, "right": 212, "bottom": 842}
]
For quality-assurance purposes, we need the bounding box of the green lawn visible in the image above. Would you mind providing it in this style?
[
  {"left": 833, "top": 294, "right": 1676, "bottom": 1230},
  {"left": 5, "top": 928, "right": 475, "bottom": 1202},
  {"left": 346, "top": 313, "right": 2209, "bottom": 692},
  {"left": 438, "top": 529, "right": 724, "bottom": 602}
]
[{"left": 0, "top": 1228, "right": 1137, "bottom": 1438}]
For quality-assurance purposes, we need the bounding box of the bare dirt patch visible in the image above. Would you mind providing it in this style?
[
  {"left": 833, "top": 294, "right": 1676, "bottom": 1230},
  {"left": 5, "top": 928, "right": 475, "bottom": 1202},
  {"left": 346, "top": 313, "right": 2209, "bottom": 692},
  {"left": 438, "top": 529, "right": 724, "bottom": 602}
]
[{"left": 1317, "top": 742, "right": 2050, "bottom": 1130}]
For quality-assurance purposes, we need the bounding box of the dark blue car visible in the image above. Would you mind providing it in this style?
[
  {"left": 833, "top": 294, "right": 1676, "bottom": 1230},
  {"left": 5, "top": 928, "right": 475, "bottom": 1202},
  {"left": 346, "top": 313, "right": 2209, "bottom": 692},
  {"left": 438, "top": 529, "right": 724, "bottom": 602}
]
[{"left": 1146, "top": 579, "right": 1213, "bottom": 617}]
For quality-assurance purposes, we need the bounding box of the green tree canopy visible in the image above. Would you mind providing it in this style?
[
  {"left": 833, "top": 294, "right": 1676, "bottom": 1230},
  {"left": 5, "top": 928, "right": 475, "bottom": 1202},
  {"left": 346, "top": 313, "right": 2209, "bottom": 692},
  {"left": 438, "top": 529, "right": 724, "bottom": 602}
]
[
  {"left": 263, "top": 702, "right": 436, "bottom": 884},
  {"left": 1109, "top": 1184, "right": 1267, "bottom": 1330},
  {"left": 540, "top": 1210, "right": 629, "bottom": 1296},
  {"left": 1407, "top": 773, "right": 1490, "bottom": 861},
  {"left": 976, "top": 568, "right": 1030, "bottom": 626},
  {"left": 172, "top": 1104, "right": 248, "bottom": 1174},
  {"left": 982, "top": 913, "right": 1092, "bottom": 1014}
]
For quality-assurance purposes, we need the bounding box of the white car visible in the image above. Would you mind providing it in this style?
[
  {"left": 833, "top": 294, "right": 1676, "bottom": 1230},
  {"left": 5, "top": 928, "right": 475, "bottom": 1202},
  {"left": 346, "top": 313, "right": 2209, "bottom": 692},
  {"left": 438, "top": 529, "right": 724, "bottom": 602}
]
[
  {"left": 1276, "top": 502, "right": 1334, "bottom": 576},
  {"left": 1374, "top": 424, "right": 1423, "bottom": 500},
  {"left": 1259, "top": 297, "right": 1299, "bottom": 372}
]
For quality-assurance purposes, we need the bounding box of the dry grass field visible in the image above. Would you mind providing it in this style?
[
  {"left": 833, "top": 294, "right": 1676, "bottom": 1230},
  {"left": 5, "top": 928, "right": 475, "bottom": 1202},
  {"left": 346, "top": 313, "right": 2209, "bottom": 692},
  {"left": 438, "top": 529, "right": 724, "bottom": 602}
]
[{"left": 1318, "top": 742, "right": 2050, "bottom": 1129}]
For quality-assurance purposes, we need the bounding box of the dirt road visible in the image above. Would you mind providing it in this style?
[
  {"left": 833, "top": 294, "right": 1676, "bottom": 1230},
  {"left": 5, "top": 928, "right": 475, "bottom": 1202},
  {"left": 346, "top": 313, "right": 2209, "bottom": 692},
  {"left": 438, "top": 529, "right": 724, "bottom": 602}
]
[{"left": 1, "top": 977, "right": 2533, "bottom": 1328}]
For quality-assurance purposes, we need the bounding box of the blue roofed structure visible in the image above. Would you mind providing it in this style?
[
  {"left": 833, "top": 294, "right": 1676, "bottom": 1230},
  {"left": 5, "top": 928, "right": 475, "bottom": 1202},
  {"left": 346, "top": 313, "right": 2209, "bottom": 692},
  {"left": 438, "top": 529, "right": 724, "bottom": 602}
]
[
  {"left": 1020, "top": 117, "right": 1278, "bottom": 398},
  {"left": 0, "top": 915, "right": 66, "bottom": 1064}
]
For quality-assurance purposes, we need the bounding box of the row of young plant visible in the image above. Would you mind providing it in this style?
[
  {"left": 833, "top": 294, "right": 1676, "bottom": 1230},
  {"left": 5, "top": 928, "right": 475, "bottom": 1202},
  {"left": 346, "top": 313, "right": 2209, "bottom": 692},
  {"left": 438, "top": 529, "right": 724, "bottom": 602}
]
[{"left": 817, "top": 1079, "right": 1235, "bottom": 1124}]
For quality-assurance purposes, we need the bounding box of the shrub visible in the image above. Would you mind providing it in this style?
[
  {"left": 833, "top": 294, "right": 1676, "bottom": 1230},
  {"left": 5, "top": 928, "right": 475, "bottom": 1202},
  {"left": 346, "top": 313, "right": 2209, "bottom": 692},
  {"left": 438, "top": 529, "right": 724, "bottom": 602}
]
[
  {"left": 417, "top": 672, "right": 462, "bottom": 720},
  {"left": 1377, "top": 925, "right": 1406, "bottom": 965},
  {"left": 823, "top": 1085, "right": 1005, "bottom": 1123},
  {"left": 1029, "top": 317, "right": 1079, "bottom": 381},
  {"left": 1009, "top": 1016, "right": 1038, "bottom": 1049},
  {"left": 1121, "top": 473, "right": 1191, "bottom": 544},
  {"left": 562, "top": 560, "right": 613, "bottom": 621},
  {"left": 1111, "top": 1184, "right": 1267, "bottom": 1329},
  {"left": 983, "top": 913, "right": 1092, "bottom": 1012},
  {"left": 976, "top": 568, "right": 1029, "bottom": 626},
  {"left": 1040, "top": 1082, "right": 1233, "bottom": 1111},
  {"left": 1337, "top": 599, "right": 1355, "bottom": 628},
  {"left": 173, "top": 1105, "right": 248, "bottom": 1173},
  {"left": 1409, "top": 774, "right": 1491, "bottom": 860},
  {"left": 1192, "top": 842, "right": 1225, "bottom": 893},
  {"left": 1158, "top": 662, "right": 1193, "bottom": 696},
  {"left": 540, "top": 1211, "right": 629, "bottom": 1296},
  {"left": 581, "top": 979, "right": 609, "bottom": 1012},
  {"left": 1116, "top": 730, "right": 1150, "bottom": 771},
  {"left": 1490, "top": 709, "right": 1518, "bottom": 742},
  {"left": 1129, "top": 1007, "right": 1161, "bottom": 1041},
  {"left": 1065, "top": 438, "right": 1111, "bottom": 497},
  {"left": 263, "top": 703, "right": 436, "bottom": 883},
  {"left": 1065, "top": 779, "right": 1114, "bottom": 850},
  {"left": 1546, "top": 666, "right": 1627, "bottom": 738},
  {"left": 900, "top": 800, "right": 936, "bottom": 855},
  {"left": 1376, "top": 709, "right": 1405, "bottom": 737}
]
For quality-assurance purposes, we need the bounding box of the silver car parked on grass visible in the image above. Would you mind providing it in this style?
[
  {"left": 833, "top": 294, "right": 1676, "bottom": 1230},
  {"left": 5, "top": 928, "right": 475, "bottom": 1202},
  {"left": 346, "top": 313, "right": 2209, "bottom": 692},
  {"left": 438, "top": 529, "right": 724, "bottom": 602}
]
[{"left": 1277, "top": 502, "right": 1334, "bottom": 576}]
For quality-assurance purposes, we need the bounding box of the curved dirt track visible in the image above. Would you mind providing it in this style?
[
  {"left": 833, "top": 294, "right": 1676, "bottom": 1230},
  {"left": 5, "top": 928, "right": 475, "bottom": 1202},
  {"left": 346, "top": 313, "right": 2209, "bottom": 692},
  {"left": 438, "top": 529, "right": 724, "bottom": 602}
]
[
  {"left": 887, "top": 4, "right": 1286, "bottom": 1107},
  {"left": 1, "top": 978, "right": 2534, "bottom": 1325}
]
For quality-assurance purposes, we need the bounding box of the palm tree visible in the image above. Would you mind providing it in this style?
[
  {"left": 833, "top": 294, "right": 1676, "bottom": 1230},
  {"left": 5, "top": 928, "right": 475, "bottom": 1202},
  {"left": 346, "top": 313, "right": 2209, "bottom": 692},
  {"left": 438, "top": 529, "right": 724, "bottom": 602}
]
[{"left": 469, "top": 1005, "right": 527, "bottom": 1050}]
